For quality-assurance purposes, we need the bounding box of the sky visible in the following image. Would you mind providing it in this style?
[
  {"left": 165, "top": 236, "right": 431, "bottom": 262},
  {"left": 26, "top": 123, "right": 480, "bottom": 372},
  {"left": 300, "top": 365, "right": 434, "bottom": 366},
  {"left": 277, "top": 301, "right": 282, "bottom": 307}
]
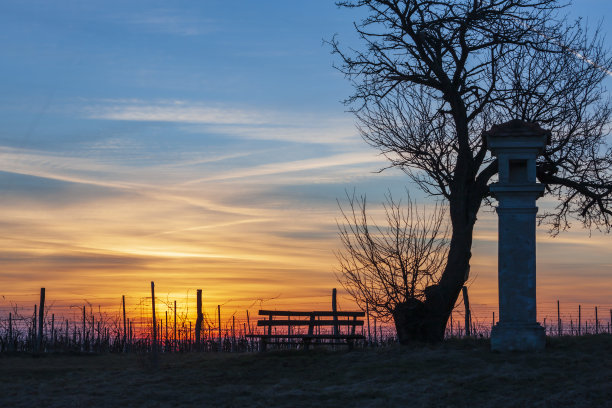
[{"left": 0, "top": 0, "right": 611, "bottom": 324}]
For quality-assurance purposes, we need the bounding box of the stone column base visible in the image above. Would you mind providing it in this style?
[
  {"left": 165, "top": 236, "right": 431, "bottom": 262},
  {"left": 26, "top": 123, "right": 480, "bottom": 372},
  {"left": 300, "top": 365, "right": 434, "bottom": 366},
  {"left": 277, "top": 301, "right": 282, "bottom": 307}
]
[{"left": 491, "top": 323, "right": 545, "bottom": 351}]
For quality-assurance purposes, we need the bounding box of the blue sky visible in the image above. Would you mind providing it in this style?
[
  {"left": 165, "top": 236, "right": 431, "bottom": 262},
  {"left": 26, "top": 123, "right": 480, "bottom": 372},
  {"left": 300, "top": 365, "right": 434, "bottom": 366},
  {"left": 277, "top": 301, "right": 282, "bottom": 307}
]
[{"left": 0, "top": 1, "right": 611, "bottom": 316}]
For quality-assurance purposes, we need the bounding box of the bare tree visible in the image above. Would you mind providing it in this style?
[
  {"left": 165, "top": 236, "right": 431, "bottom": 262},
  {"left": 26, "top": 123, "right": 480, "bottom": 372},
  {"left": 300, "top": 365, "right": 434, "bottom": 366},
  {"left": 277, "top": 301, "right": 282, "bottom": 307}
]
[
  {"left": 331, "top": 0, "right": 612, "bottom": 341},
  {"left": 336, "top": 192, "right": 449, "bottom": 341}
]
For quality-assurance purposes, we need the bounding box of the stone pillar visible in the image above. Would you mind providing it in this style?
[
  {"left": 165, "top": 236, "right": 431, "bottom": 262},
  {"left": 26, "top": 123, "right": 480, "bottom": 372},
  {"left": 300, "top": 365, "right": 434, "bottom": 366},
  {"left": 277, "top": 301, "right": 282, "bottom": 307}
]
[{"left": 485, "top": 120, "right": 550, "bottom": 352}]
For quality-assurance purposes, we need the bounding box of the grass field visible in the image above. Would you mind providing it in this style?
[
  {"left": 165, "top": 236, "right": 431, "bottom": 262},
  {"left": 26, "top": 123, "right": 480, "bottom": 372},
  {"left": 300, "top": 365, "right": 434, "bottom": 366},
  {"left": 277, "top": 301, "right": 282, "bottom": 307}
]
[{"left": 1, "top": 335, "right": 610, "bottom": 408}]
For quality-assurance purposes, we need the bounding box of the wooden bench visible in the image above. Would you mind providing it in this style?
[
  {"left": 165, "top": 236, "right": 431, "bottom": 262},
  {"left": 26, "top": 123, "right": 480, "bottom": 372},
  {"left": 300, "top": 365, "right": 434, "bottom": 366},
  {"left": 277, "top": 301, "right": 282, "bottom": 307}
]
[{"left": 246, "top": 310, "right": 365, "bottom": 351}]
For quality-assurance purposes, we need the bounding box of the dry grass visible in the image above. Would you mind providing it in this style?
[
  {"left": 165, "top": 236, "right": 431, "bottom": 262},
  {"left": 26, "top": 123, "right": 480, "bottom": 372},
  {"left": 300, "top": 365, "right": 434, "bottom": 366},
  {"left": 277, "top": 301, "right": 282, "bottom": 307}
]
[{"left": 1, "top": 335, "right": 610, "bottom": 408}]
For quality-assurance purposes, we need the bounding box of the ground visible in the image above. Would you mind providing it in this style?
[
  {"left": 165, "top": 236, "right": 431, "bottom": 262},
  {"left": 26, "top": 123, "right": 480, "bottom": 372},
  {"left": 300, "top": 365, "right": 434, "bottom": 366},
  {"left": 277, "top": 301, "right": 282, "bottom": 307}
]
[{"left": 1, "top": 335, "right": 610, "bottom": 408}]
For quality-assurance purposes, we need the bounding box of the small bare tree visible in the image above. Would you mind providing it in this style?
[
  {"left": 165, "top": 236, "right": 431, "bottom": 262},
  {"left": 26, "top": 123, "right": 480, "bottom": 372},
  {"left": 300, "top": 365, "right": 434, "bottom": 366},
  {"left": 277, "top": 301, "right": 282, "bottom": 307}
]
[{"left": 336, "top": 191, "right": 449, "bottom": 341}]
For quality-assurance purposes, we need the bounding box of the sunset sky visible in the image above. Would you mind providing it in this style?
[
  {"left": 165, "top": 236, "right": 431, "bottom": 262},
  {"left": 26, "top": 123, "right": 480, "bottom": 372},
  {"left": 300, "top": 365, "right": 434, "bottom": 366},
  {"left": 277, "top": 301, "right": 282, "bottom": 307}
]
[{"left": 1, "top": 1, "right": 611, "bottom": 324}]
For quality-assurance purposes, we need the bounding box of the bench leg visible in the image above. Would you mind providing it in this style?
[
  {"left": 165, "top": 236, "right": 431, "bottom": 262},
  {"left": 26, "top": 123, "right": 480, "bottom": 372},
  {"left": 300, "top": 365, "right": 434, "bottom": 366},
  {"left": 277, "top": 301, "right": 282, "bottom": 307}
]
[
  {"left": 347, "top": 340, "right": 354, "bottom": 351},
  {"left": 303, "top": 338, "right": 311, "bottom": 351},
  {"left": 260, "top": 338, "right": 267, "bottom": 352}
]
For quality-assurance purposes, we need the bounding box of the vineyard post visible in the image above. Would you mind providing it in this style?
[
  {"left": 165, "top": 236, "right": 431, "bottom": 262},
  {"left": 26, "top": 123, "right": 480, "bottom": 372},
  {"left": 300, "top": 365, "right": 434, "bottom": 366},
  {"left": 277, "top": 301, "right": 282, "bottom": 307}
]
[
  {"left": 332, "top": 288, "right": 339, "bottom": 337},
  {"left": 557, "top": 300, "right": 561, "bottom": 336},
  {"left": 595, "top": 307, "right": 598, "bottom": 334},
  {"left": 217, "top": 305, "right": 221, "bottom": 350},
  {"left": 122, "top": 295, "right": 127, "bottom": 350},
  {"left": 51, "top": 313, "right": 55, "bottom": 350},
  {"left": 174, "top": 300, "right": 177, "bottom": 352},
  {"left": 366, "top": 303, "right": 371, "bottom": 345},
  {"left": 195, "top": 289, "right": 203, "bottom": 350},
  {"left": 36, "top": 288, "right": 45, "bottom": 353},
  {"left": 32, "top": 304, "right": 37, "bottom": 348},
  {"left": 578, "top": 305, "right": 582, "bottom": 336},
  {"left": 232, "top": 315, "right": 236, "bottom": 352},
  {"left": 373, "top": 317, "right": 377, "bottom": 345},
  {"left": 462, "top": 286, "right": 471, "bottom": 337},
  {"left": 165, "top": 311, "right": 168, "bottom": 352},
  {"left": 82, "top": 305, "right": 86, "bottom": 351},
  {"left": 9, "top": 309, "right": 12, "bottom": 351},
  {"left": 151, "top": 281, "right": 157, "bottom": 355},
  {"left": 92, "top": 309, "right": 95, "bottom": 348}
]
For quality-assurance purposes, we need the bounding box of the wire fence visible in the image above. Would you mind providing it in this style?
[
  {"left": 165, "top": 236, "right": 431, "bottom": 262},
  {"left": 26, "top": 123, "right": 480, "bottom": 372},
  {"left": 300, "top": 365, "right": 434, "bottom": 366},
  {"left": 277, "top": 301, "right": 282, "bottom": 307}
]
[
  {"left": 446, "top": 301, "right": 612, "bottom": 339},
  {"left": 1, "top": 286, "right": 610, "bottom": 354}
]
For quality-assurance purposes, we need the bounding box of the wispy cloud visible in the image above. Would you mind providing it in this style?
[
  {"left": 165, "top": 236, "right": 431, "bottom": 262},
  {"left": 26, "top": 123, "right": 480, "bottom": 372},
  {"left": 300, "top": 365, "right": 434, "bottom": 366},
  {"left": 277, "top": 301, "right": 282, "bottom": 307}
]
[
  {"left": 116, "top": 9, "right": 218, "bottom": 37},
  {"left": 202, "top": 123, "right": 359, "bottom": 145},
  {"left": 82, "top": 99, "right": 360, "bottom": 145},
  {"left": 183, "top": 151, "right": 385, "bottom": 184},
  {"left": 84, "top": 100, "right": 273, "bottom": 125}
]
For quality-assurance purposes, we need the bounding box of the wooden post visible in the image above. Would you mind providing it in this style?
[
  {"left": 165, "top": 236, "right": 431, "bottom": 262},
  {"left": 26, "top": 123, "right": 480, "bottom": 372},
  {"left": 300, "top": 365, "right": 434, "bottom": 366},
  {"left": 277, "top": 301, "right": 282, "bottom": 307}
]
[
  {"left": 557, "top": 300, "right": 561, "bottom": 336},
  {"left": 165, "top": 311, "right": 168, "bottom": 352},
  {"left": 174, "top": 300, "right": 177, "bottom": 351},
  {"left": 9, "top": 309, "right": 12, "bottom": 351},
  {"left": 195, "top": 289, "right": 203, "bottom": 349},
  {"left": 151, "top": 281, "right": 157, "bottom": 354},
  {"left": 32, "top": 304, "right": 37, "bottom": 346},
  {"left": 36, "top": 288, "right": 45, "bottom": 352},
  {"left": 217, "top": 305, "right": 222, "bottom": 349},
  {"left": 449, "top": 310, "right": 453, "bottom": 337},
  {"left": 492, "top": 312, "right": 495, "bottom": 330},
  {"left": 373, "top": 317, "right": 377, "bottom": 345},
  {"left": 578, "top": 304, "right": 582, "bottom": 336},
  {"left": 51, "top": 313, "right": 55, "bottom": 349},
  {"left": 160, "top": 319, "right": 163, "bottom": 348},
  {"left": 366, "top": 303, "right": 371, "bottom": 345},
  {"left": 82, "top": 305, "right": 86, "bottom": 351},
  {"left": 332, "top": 288, "right": 339, "bottom": 337},
  {"left": 232, "top": 315, "right": 236, "bottom": 352},
  {"left": 462, "top": 286, "right": 471, "bottom": 337},
  {"left": 122, "top": 295, "right": 127, "bottom": 348},
  {"left": 595, "top": 306, "right": 599, "bottom": 334},
  {"left": 246, "top": 310, "right": 251, "bottom": 335}
]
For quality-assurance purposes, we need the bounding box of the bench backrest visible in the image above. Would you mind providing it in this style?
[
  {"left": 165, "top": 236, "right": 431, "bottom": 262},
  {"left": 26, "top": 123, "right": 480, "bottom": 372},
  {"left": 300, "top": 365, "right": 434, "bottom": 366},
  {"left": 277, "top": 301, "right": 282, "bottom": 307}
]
[
  {"left": 256, "top": 310, "right": 365, "bottom": 336},
  {"left": 258, "top": 310, "right": 364, "bottom": 318}
]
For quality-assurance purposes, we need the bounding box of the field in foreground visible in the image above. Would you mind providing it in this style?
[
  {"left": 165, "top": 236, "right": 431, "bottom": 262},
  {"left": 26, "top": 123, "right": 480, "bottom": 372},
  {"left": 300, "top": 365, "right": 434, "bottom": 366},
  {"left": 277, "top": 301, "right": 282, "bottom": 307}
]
[{"left": 1, "top": 335, "right": 610, "bottom": 408}]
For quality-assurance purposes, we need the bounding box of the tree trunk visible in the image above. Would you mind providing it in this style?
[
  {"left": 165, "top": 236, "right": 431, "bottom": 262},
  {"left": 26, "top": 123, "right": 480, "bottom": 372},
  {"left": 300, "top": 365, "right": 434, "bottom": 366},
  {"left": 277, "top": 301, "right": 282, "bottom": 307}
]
[{"left": 393, "top": 185, "right": 480, "bottom": 343}]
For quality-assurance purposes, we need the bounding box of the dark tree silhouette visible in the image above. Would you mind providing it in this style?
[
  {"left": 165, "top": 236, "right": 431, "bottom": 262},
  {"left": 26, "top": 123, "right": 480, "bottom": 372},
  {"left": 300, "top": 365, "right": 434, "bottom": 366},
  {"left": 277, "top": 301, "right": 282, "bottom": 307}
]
[
  {"left": 331, "top": 0, "right": 612, "bottom": 342},
  {"left": 336, "top": 192, "right": 449, "bottom": 335}
]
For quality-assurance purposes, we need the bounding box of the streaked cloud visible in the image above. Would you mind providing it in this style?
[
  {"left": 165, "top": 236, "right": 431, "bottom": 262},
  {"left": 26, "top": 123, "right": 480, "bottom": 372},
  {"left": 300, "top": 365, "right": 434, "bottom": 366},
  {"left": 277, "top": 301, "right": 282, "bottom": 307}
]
[
  {"left": 116, "top": 9, "right": 218, "bottom": 37},
  {"left": 84, "top": 99, "right": 275, "bottom": 125},
  {"left": 82, "top": 99, "right": 360, "bottom": 145},
  {"left": 183, "top": 151, "right": 385, "bottom": 184}
]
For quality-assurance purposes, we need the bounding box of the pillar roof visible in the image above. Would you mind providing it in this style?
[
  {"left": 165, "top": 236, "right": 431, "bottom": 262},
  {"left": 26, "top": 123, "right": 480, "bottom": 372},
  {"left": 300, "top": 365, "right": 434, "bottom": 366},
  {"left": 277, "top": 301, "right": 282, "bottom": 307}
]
[{"left": 483, "top": 119, "right": 551, "bottom": 144}]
